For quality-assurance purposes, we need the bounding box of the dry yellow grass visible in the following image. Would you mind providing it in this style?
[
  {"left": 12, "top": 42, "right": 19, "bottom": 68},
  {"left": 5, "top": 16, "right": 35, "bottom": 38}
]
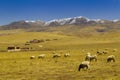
[{"left": 0, "top": 30, "right": 120, "bottom": 80}]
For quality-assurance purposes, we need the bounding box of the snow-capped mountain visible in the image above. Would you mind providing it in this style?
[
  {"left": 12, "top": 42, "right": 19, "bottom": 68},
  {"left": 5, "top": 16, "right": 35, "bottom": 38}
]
[
  {"left": 25, "top": 20, "right": 45, "bottom": 26},
  {"left": 45, "top": 18, "right": 73, "bottom": 26},
  {"left": 45, "top": 16, "right": 91, "bottom": 26},
  {"left": 1, "top": 16, "right": 120, "bottom": 30},
  {"left": 44, "top": 16, "right": 120, "bottom": 26}
]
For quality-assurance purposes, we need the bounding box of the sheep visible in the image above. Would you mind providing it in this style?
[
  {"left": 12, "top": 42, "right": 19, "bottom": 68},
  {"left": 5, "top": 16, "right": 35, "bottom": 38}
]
[
  {"left": 89, "top": 55, "right": 97, "bottom": 62},
  {"left": 53, "top": 53, "right": 61, "bottom": 58},
  {"left": 78, "top": 61, "right": 90, "bottom": 71},
  {"left": 103, "top": 51, "right": 108, "bottom": 54},
  {"left": 85, "top": 53, "right": 97, "bottom": 62},
  {"left": 64, "top": 53, "right": 70, "bottom": 57},
  {"left": 38, "top": 54, "right": 45, "bottom": 59},
  {"left": 85, "top": 53, "right": 91, "bottom": 61},
  {"left": 81, "top": 61, "right": 90, "bottom": 65},
  {"left": 97, "top": 51, "right": 103, "bottom": 55},
  {"left": 107, "top": 55, "right": 115, "bottom": 62},
  {"left": 97, "top": 50, "right": 108, "bottom": 55},
  {"left": 30, "top": 56, "right": 35, "bottom": 59}
]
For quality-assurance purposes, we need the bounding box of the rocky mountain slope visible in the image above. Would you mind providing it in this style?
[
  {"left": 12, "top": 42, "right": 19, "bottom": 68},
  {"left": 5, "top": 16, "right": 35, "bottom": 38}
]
[{"left": 0, "top": 16, "right": 120, "bottom": 37}]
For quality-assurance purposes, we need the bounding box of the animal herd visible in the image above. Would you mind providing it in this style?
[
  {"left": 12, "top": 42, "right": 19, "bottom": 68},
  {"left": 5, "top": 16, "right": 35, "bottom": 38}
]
[
  {"left": 29, "top": 48, "right": 117, "bottom": 72},
  {"left": 78, "top": 49, "right": 116, "bottom": 71},
  {"left": 30, "top": 52, "right": 70, "bottom": 59}
]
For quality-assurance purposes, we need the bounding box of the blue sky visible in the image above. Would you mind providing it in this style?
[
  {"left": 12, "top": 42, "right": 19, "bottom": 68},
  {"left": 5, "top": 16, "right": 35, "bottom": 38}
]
[{"left": 0, "top": 0, "right": 120, "bottom": 25}]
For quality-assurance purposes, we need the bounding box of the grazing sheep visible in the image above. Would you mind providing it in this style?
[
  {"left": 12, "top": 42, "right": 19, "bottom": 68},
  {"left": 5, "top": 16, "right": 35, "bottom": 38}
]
[
  {"left": 97, "top": 50, "right": 108, "bottom": 55},
  {"left": 30, "top": 56, "right": 35, "bottom": 59},
  {"left": 78, "top": 61, "right": 90, "bottom": 71},
  {"left": 97, "top": 51, "right": 103, "bottom": 55},
  {"left": 85, "top": 53, "right": 97, "bottom": 62},
  {"left": 103, "top": 51, "right": 108, "bottom": 54},
  {"left": 64, "top": 53, "right": 70, "bottom": 57},
  {"left": 107, "top": 55, "right": 115, "bottom": 62},
  {"left": 89, "top": 55, "right": 97, "bottom": 62},
  {"left": 38, "top": 54, "right": 45, "bottom": 59},
  {"left": 85, "top": 53, "right": 91, "bottom": 61},
  {"left": 81, "top": 61, "right": 90, "bottom": 65},
  {"left": 53, "top": 53, "right": 61, "bottom": 58}
]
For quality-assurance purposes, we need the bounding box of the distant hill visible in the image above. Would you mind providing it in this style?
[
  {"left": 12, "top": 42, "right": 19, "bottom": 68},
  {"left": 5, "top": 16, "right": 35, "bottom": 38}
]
[{"left": 0, "top": 20, "right": 45, "bottom": 30}]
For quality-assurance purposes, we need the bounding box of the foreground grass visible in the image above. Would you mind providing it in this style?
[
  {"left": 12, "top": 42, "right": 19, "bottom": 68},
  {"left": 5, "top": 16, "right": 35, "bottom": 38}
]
[
  {"left": 0, "top": 45, "right": 120, "bottom": 80},
  {"left": 0, "top": 31, "right": 120, "bottom": 80}
]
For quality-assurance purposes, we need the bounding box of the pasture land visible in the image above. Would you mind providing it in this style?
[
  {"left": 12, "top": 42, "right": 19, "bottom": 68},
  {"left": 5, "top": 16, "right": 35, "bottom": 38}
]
[{"left": 0, "top": 30, "right": 120, "bottom": 80}]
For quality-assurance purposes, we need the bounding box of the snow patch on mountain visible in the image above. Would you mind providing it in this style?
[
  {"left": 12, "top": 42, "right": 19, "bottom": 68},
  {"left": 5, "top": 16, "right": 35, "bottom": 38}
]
[{"left": 24, "top": 16, "right": 120, "bottom": 26}]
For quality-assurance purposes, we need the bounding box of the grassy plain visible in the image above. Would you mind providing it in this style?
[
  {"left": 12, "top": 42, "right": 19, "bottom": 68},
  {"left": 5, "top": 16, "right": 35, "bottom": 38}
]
[{"left": 0, "top": 29, "right": 120, "bottom": 80}]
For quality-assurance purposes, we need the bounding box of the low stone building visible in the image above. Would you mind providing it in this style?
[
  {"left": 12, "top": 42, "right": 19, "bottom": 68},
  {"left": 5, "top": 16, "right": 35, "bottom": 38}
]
[{"left": 7, "top": 46, "right": 21, "bottom": 52}]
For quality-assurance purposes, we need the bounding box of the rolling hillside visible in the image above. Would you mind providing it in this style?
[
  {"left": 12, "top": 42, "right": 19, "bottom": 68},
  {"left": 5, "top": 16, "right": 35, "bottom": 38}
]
[{"left": 0, "top": 29, "right": 120, "bottom": 52}]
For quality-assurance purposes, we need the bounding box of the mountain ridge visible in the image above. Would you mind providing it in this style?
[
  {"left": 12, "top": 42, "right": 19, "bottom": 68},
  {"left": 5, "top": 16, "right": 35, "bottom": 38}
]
[
  {"left": 0, "top": 16, "right": 120, "bottom": 37},
  {"left": 1, "top": 16, "right": 120, "bottom": 27}
]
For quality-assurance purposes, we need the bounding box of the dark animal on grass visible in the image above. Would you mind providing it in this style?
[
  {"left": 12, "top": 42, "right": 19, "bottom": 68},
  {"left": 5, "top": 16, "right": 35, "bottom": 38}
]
[
  {"left": 89, "top": 55, "right": 97, "bottom": 62},
  {"left": 53, "top": 54, "right": 61, "bottom": 58},
  {"left": 103, "top": 51, "right": 108, "bottom": 54},
  {"left": 78, "top": 61, "right": 90, "bottom": 71},
  {"left": 30, "top": 56, "right": 35, "bottom": 59},
  {"left": 107, "top": 55, "right": 115, "bottom": 62},
  {"left": 97, "top": 51, "right": 103, "bottom": 55}
]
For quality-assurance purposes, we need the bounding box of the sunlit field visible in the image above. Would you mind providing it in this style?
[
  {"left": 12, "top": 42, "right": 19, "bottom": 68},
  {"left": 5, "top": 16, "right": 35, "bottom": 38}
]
[{"left": 0, "top": 30, "right": 120, "bottom": 80}]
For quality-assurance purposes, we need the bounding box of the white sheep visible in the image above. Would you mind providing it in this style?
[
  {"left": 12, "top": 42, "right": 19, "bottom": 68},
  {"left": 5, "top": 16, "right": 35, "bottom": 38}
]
[
  {"left": 90, "top": 55, "right": 97, "bottom": 62},
  {"left": 85, "top": 53, "right": 91, "bottom": 60},
  {"left": 64, "top": 53, "right": 70, "bottom": 57},
  {"left": 107, "top": 55, "right": 115, "bottom": 62},
  {"left": 30, "top": 56, "right": 35, "bottom": 59},
  {"left": 85, "top": 53, "right": 97, "bottom": 62},
  {"left": 38, "top": 54, "right": 45, "bottom": 59},
  {"left": 81, "top": 61, "right": 90, "bottom": 65},
  {"left": 78, "top": 61, "right": 90, "bottom": 71},
  {"left": 53, "top": 53, "right": 61, "bottom": 58}
]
